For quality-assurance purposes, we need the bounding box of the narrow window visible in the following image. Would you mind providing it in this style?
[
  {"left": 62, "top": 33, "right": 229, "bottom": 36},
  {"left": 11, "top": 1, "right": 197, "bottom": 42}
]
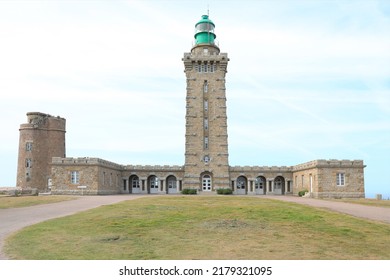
[
  {"left": 204, "top": 155, "right": 210, "bottom": 163},
  {"left": 25, "top": 158, "right": 32, "bottom": 168},
  {"left": 337, "top": 173, "right": 345, "bottom": 186},
  {"left": 71, "top": 171, "right": 80, "bottom": 184},
  {"left": 26, "top": 142, "right": 32, "bottom": 151},
  {"left": 203, "top": 81, "right": 208, "bottom": 93},
  {"left": 204, "top": 118, "right": 208, "bottom": 130},
  {"left": 204, "top": 136, "right": 209, "bottom": 149},
  {"left": 204, "top": 100, "right": 208, "bottom": 111}
]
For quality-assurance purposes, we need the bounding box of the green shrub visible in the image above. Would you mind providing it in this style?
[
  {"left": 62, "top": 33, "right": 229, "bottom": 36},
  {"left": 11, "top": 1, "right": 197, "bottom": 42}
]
[
  {"left": 181, "top": 188, "right": 197, "bottom": 195},
  {"left": 13, "top": 189, "right": 21, "bottom": 197},
  {"left": 298, "top": 190, "right": 308, "bottom": 197},
  {"left": 217, "top": 188, "right": 233, "bottom": 195}
]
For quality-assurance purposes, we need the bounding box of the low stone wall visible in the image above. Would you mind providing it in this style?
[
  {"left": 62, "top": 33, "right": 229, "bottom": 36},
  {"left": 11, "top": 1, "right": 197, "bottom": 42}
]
[
  {"left": 315, "top": 191, "right": 365, "bottom": 199},
  {"left": 0, "top": 187, "right": 38, "bottom": 196}
]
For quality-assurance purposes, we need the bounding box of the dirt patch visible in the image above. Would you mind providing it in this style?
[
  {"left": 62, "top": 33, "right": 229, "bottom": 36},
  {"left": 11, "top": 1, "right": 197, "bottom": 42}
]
[{"left": 201, "top": 219, "right": 254, "bottom": 230}]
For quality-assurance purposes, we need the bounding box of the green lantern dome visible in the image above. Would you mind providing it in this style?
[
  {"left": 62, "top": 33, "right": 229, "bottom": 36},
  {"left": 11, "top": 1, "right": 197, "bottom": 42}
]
[{"left": 194, "top": 15, "right": 216, "bottom": 45}]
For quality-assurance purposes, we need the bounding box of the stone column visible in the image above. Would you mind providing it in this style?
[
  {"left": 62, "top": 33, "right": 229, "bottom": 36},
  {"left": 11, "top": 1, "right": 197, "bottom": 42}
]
[
  {"left": 142, "top": 179, "right": 147, "bottom": 193},
  {"left": 285, "top": 180, "right": 289, "bottom": 193},
  {"left": 161, "top": 180, "right": 165, "bottom": 193}
]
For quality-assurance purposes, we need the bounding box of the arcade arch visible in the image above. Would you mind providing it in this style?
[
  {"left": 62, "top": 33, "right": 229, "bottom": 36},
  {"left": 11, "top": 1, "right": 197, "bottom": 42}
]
[
  {"left": 129, "top": 175, "right": 140, "bottom": 194},
  {"left": 255, "top": 176, "right": 266, "bottom": 195},
  {"left": 236, "top": 176, "right": 247, "bottom": 195},
  {"left": 167, "top": 175, "right": 178, "bottom": 194}
]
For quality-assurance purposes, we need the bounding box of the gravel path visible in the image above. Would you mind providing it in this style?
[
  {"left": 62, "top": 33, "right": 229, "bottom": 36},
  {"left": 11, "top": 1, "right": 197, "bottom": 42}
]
[
  {"left": 1, "top": 194, "right": 389, "bottom": 260},
  {"left": 263, "top": 195, "right": 390, "bottom": 224}
]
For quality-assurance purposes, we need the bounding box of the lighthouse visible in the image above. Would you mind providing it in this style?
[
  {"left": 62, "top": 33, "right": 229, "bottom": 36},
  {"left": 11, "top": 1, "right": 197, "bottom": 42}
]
[{"left": 183, "top": 15, "right": 230, "bottom": 191}]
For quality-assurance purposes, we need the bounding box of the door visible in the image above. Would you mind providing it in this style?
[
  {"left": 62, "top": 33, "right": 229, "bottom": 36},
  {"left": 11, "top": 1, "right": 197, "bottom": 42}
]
[
  {"left": 150, "top": 176, "right": 159, "bottom": 194},
  {"left": 274, "top": 176, "right": 284, "bottom": 195},
  {"left": 202, "top": 175, "right": 212, "bottom": 191},
  {"left": 236, "top": 176, "right": 247, "bottom": 195},
  {"left": 255, "top": 176, "right": 265, "bottom": 195},
  {"left": 167, "top": 176, "right": 177, "bottom": 194},
  {"left": 131, "top": 176, "right": 140, "bottom": 194}
]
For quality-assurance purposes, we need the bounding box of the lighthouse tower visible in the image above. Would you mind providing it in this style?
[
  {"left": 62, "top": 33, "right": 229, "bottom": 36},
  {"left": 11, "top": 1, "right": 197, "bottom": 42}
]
[{"left": 183, "top": 15, "right": 230, "bottom": 191}]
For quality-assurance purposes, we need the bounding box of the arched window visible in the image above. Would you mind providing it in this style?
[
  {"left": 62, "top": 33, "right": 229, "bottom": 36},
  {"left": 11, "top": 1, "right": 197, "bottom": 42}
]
[
  {"left": 255, "top": 177, "right": 265, "bottom": 189},
  {"left": 255, "top": 176, "right": 266, "bottom": 195},
  {"left": 131, "top": 176, "right": 140, "bottom": 189},
  {"left": 167, "top": 176, "right": 177, "bottom": 190},
  {"left": 237, "top": 176, "right": 246, "bottom": 189}
]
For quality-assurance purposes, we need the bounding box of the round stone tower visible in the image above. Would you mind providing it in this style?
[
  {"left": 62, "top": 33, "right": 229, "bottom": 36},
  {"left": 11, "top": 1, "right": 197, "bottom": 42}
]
[
  {"left": 183, "top": 15, "right": 230, "bottom": 191},
  {"left": 16, "top": 112, "right": 66, "bottom": 192}
]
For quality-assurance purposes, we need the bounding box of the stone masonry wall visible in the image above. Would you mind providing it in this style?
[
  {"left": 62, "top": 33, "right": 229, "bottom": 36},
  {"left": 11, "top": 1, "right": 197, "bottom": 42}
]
[
  {"left": 293, "top": 160, "right": 365, "bottom": 198},
  {"left": 16, "top": 112, "right": 66, "bottom": 192},
  {"left": 183, "top": 44, "right": 230, "bottom": 190},
  {"left": 230, "top": 166, "right": 293, "bottom": 195},
  {"left": 123, "top": 165, "right": 184, "bottom": 194},
  {"left": 51, "top": 157, "right": 122, "bottom": 195}
]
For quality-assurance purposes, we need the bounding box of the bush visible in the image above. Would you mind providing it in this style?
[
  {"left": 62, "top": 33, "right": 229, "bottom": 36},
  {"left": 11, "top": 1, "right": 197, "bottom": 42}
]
[
  {"left": 298, "top": 190, "right": 308, "bottom": 197},
  {"left": 217, "top": 188, "right": 233, "bottom": 195},
  {"left": 13, "top": 189, "right": 22, "bottom": 197},
  {"left": 181, "top": 188, "right": 197, "bottom": 195}
]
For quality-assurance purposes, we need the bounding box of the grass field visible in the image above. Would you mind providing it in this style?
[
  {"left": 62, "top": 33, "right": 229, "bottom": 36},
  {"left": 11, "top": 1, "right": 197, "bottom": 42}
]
[
  {"left": 5, "top": 196, "right": 390, "bottom": 260},
  {"left": 0, "top": 195, "right": 77, "bottom": 209}
]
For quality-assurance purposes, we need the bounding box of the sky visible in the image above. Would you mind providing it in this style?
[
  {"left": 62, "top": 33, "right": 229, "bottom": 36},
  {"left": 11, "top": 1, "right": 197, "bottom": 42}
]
[{"left": 0, "top": 0, "right": 389, "bottom": 198}]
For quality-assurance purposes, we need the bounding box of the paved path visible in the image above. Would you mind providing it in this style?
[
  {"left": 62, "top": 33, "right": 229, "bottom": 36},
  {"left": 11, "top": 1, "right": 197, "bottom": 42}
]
[
  {"left": 263, "top": 195, "right": 390, "bottom": 224},
  {"left": 1, "top": 195, "right": 389, "bottom": 260},
  {"left": 0, "top": 195, "right": 146, "bottom": 260}
]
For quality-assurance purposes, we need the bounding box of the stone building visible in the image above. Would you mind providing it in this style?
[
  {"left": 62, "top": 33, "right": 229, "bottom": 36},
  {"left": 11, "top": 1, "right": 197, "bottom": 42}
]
[
  {"left": 16, "top": 15, "right": 365, "bottom": 198},
  {"left": 16, "top": 112, "right": 66, "bottom": 192}
]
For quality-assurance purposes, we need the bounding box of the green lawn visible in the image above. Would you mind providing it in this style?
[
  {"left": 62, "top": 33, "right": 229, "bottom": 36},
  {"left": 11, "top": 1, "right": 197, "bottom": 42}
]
[
  {"left": 0, "top": 195, "right": 77, "bottom": 209},
  {"left": 5, "top": 196, "right": 390, "bottom": 260}
]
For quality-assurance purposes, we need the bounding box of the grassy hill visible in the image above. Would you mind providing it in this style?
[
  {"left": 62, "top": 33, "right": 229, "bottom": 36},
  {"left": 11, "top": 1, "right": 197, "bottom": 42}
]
[{"left": 5, "top": 196, "right": 390, "bottom": 259}]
